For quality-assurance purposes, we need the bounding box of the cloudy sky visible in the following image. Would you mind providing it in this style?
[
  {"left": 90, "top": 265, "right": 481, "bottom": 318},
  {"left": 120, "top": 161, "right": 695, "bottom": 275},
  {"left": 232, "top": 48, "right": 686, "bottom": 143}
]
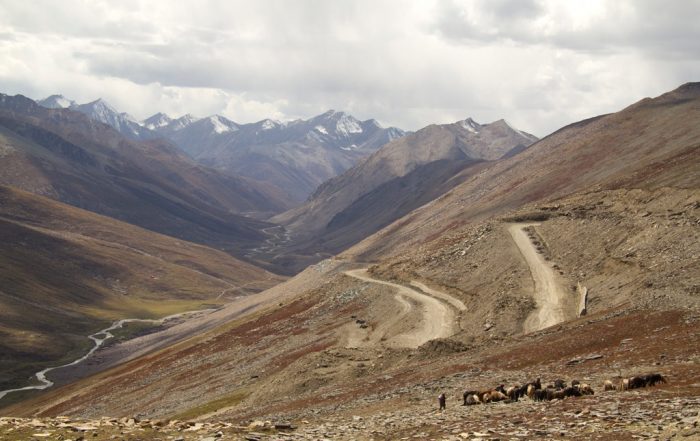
[{"left": 0, "top": 0, "right": 698, "bottom": 136}]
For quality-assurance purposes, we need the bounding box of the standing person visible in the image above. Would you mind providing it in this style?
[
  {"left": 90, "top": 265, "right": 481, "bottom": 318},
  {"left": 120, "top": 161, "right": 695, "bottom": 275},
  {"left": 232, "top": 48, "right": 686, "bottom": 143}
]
[{"left": 438, "top": 392, "right": 446, "bottom": 411}]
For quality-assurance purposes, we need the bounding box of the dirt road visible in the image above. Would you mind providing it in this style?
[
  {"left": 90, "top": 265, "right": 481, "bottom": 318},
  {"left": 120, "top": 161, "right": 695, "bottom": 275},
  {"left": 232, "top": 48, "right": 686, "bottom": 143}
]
[
  {"left": 508, "top": 223, "right": 569, "bottom": 332},
  {"left": 343, "top": 269, "right": 463, "bottom": 348}
]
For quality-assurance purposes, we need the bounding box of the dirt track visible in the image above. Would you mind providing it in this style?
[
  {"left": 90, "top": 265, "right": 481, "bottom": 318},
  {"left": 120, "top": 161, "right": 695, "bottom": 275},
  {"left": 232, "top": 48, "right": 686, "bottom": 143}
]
[
  {"left": 508, "top": 223, "right": 569, "bottom": 332},
  {"left": 343, "top": 269, "right": 463, "bottom": 348}
]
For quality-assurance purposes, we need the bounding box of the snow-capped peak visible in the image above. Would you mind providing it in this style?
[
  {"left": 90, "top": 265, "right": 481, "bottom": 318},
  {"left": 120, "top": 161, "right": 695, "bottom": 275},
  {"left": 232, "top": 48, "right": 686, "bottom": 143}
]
[
  {"left": 141, "top": 112, "right": 173, "bottom": 130},
  {"left": 260, "top": 119, "right": 280, "bottom": 130},
  {"left": 207, "top": 115, "right": 238, "bottom": 134},
  {"left": 386, "top": 127, "right": 405, "bottom": 141},
  {"left": 38, "top": 94, "right": 77, "bottom": 109},
  {"left": 88, "top": 98, "right": 118, "bottom": 113},
  {"left": 335, "top": 113, "right": 363, "bottom": 137},
  {"left": 459, "top": 117, "right": 481, "bottom": 133},
  {"left": 169, "top": 114, "right": 198, "bottom": 131}
]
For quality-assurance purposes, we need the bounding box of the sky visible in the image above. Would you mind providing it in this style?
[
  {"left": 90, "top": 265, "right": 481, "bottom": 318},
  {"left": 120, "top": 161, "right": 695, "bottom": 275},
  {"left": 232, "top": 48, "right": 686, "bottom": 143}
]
[{"left": 0, "top": 0, "right": 698, "bottom": 137}]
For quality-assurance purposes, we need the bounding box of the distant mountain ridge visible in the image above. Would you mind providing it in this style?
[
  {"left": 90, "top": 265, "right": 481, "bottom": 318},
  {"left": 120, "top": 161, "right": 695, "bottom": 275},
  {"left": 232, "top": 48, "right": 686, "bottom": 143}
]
[
  {"left": 38, "top": 95, "right": 156, "bottom": 140},
  {"left": 36, "top": 95, "right": 408, "bottom": 203},
  {"left": 146, "top": 108, "right": 408, "bottom": 203},
  {"left": 0, "top": 93, "right": 291, "bottom": 260},
  {"left": 269, "top": 116, "right": 539, "bottom": 271}
]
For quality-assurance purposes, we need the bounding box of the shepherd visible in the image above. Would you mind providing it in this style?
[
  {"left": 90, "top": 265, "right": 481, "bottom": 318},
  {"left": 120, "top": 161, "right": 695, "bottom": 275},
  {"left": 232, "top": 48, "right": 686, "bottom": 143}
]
[{"left": 438, "top": 393, "right": 446, "bottom": 411}]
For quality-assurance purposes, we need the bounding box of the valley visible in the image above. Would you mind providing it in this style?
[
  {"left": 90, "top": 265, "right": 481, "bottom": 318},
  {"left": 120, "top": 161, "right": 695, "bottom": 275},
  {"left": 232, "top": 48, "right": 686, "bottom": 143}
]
[{"left": 0, "top": 82, "right": 698, "bottom": 440}]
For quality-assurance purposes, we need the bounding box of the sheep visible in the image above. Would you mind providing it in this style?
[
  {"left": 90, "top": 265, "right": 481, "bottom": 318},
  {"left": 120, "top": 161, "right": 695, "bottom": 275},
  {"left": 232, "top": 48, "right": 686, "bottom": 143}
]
[
  {"left": 620, "top": 378, "right": 630, "bottom": 391},
  {"left": 526, "top": 378, "right": 542, "bottom": 398},
  {"left": 554, "top": 379, "right": 567, "bottom": 389},
  {"left": 640, "top": 373, "right": 667, "bottom": 387},
  {"left": 577, "top": 383, "right": 594, "bottom": 395},
  {"left": 463, "top": 393, "right": 481, "bottom": 406},
  {"left": 507, "top": 384, "right": 528, "bottom": 402},
  {"left": 626, "top": 373, "right": 667, "bottom": 390},
  {"left": 532, "top": 389, "right": 549, "bottom": 401},
  {"left": 462, "top": 390, "right": 481, "bottom": 405},
  {"left": 604, "top": 373, "right": 666, "bottom": 392},
  {"left": 603, "top": 380, "right": 616, "bottom": 391},
  {"left": 488, "top": 390, "right": 508, "bottom": 402}
]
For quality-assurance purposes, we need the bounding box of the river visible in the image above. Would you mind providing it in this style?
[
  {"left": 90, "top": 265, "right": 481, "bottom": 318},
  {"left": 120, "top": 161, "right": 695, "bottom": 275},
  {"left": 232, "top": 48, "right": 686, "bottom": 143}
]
[{"left": 0, "top": 309, "right": 213, "bottom": 402}]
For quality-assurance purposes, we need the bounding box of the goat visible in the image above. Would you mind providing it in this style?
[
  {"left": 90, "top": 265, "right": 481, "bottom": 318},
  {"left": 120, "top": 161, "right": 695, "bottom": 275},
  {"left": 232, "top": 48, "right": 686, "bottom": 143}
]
[{"left": 554, "top": 379, "right": 567, "bottom": 389}]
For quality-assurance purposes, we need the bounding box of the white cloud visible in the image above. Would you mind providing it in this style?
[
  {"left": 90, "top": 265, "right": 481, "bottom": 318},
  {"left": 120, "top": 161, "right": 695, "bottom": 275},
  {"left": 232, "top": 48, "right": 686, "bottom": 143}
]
[{"left": 0, "top": 0, "right": 698, "bottom": 136}]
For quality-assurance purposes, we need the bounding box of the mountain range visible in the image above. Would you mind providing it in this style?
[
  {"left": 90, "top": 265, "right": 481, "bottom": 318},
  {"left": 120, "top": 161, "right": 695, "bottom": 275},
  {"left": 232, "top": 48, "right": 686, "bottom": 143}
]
[
  {"left": 0, "top": 94, "right": 286, "bottom": 256},
  {"left": 1, "top": 84, "right": 697, "bottom": 440},
  {"left": 270, "top": 117, "right": 538, "bottom": 271},
  {"left": 38, "top": 95, "right": 407, "bottom": 202}
]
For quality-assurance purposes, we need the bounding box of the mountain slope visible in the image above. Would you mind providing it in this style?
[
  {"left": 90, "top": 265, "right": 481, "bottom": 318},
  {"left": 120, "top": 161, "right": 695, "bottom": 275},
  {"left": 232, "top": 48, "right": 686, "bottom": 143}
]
[
  {"left": 158, "top": 110, "right": 407, "bottom": 203},
  {"left": 2, "top": 84, "right": 698, "bottom": 430},
  {"left": 268, "top": 118, "right": 537, "bottom": 270},
  {"left": 346, "top": 82, "right": 700, "bottom": 261},
  {"left": 0, "top": 94, "right": 289, "bottom": 257},
  {"left": 0, "top": 185, "right": 283, "bottom": 398}
]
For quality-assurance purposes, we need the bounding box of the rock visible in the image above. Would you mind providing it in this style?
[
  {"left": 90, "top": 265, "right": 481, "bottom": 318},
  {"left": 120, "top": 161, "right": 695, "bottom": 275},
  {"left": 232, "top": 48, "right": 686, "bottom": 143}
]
[
  {"left": 184, "top": 422, "right": 204, "bottom": 431},
  {"left": 247, "top": 420, "right": 267, "bottom": 430}
]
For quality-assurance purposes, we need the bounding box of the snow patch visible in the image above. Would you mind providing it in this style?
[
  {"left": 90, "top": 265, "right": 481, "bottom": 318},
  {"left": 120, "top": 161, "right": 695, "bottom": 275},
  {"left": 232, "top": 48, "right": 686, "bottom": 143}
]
[
  {"left": 261, "top": 119, "right": 278, "bottom": 130},
  {"left": 387, "top": 128, "right": 404, "bottom": 141},
  {"left": 171, "top": 114, "right": 198, "bottom": 130},
  {"left": 314, "top": 125, "right": 329, "bottom": 135},
  {"left": 142, "top": 113, "right": 172, "bottom": 130},
  {"left": 208, "top": 115, "right": 237, "bottom": 134},
  {"left": 335, "top": 114, "right": 363, "bottom": 136},
  {"left": 459, "top": 118, "right": 481, "bottom": 133}
]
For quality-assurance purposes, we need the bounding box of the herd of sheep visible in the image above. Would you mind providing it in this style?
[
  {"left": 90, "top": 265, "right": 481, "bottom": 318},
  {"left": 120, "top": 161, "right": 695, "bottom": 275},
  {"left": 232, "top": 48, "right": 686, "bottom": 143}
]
[{"left": 461, "top": 373, "right": 667, "bottom": 406}]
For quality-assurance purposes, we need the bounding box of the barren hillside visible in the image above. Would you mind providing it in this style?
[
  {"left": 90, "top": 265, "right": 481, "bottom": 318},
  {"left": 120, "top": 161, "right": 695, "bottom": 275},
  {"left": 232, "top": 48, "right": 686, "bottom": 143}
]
[
  {"left": 1, "top": 84, "right": 699, "bottom": 440},
  {"left": 0, "top": 186, "right": 283, "bottom": 403}
]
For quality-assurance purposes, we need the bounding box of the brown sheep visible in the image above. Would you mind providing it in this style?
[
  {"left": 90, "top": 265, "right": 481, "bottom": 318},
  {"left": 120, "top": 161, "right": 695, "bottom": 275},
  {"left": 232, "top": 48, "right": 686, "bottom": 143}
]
[
  {"left": 488, "top": 391, "right": 508, "bottom": 402},
  {"left": 577, "top": 383, "right": 594, "bottom": 395},
  {"left": 641, "top": 373, "right": 667, "bottom": 387},
  {"left": 603, "top": 380, "right": 615, "bottom": 391},
  {"left": 463, "top": 390, "right": 480, "bottom": 405},
  {"left": 464, "top": 393, "right": 480, "bottom": 406},
  {"left": 619, "top": 378, "right": 630, "bottom": 391}
]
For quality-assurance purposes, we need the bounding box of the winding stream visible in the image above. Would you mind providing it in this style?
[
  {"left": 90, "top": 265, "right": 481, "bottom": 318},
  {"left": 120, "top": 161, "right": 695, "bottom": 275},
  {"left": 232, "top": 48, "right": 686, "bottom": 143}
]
[{"left": 0, "top": 309, "right": 213, "bottom": 402}]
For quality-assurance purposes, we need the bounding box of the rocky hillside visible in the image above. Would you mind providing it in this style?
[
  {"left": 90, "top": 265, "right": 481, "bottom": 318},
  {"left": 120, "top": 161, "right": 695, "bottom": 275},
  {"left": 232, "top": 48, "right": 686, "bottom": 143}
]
[{"left": 345, "top": 82, "right": 700, "bottom": 261}]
